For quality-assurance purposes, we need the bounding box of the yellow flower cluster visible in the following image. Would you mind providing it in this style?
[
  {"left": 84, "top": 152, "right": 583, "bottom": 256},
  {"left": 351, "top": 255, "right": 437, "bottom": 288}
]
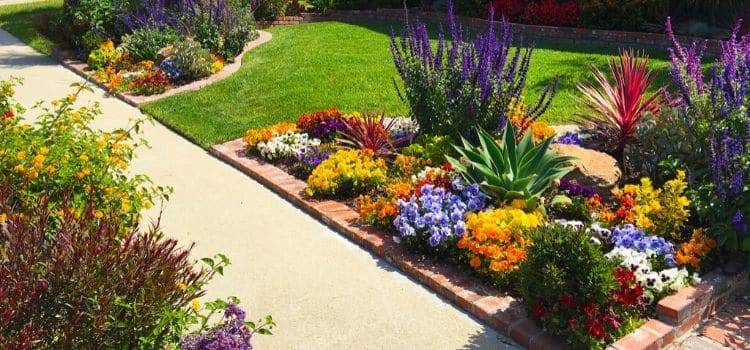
[
  {"left": 305, "top": 149, "right": 387, "bottom": 197},
  {"left": 243, "top": 123, "right": 298, "bottom": 150},
  {"left": 508, "top": 96, "right": 555, "bottom": 144},
  {"left": 212, "top": 59, "right": 224, "bottom": 74},
  {"left": 458, "top": 207, "right": 544, "bottom": 275},
  {"left": 623, "top": 171, "right": 690, "bottom": 239}
]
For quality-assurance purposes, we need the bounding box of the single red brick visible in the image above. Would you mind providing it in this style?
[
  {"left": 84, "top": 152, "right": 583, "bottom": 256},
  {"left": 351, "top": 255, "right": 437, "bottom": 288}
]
[
  {"left": 312, "top": 200, "right": 350, "bottom": 214},
  {"left": 473, "top": 296, "right": 506, "bottom": 322},
  {"left": 611, "top": 328, "right": 659, "bottom": 350},
  {"left": 488, "top": 298, "right": 528, "bottom": 333},
  {"left": 427, "top": 273, "right": 448, "bottom": 296},
  {"left": 657, "top": 295, "right": 694, "bottom": 324},
  {"left": 677, "top": 312, "right": 702, "bottom": 337},
  {"left": 642, "top": 319, "right": 675, "bottom": 347},
  {"left": 455, "top": 287, "right": 484, "bottom": 312},
  {"left": 508, "top": 318, "right": 541, "bottom": 348}
]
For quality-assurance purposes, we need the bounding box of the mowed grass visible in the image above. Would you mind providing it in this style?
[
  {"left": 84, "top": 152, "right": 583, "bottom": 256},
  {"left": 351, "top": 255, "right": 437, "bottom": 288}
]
[
  {"left": 143, "top": 20, "right": 674, "bottom": 148},
  {"left": 0, "top": 0, "right": 62, "bottom": 55}
]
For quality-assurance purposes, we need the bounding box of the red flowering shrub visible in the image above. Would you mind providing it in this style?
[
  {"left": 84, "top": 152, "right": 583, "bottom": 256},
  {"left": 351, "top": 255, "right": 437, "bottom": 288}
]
[
  {"left": 518, "top": 224, "right": 645, "bottom": 349},
  {"left": 523, "top": 0, "right": 578, "bottom": 27},
  {"left": 130, "top": 70, "right": 171, "bottom": 96},
  {"left": 491, "top": 0, "right": 525, "bottom": 21}
]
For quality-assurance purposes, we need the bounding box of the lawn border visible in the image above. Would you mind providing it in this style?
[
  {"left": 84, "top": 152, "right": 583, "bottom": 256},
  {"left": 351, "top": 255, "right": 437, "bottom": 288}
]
[
  {"left": 210, "top": 137, "right": 748, "bottom": 350},
  {"left": 49, "top": 31, "right": 272, "bottom": 108}
]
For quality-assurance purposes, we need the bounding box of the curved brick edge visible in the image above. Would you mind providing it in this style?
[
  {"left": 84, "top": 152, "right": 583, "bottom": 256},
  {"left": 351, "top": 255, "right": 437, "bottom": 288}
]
[
  {"left": 259, "top": 9, "right": 723, "bottom": 54},
  {"left": 50, "top": 30, "right": 273, "bottom": 107},
  {"left": 210, "top": 138, "right": 748, "bottom": 350}
]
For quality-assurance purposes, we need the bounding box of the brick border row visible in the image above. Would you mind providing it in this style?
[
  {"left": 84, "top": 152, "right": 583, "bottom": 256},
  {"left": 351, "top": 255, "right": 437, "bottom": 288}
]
[
  {"left": 258, "top": 8, "right": 723, "bottom": 54},
  {"left": 211, "top": 138, "right": 748, "bottom": 350},
  {"left": 50, "top": 31, "right": 273, "bottom": 108}
]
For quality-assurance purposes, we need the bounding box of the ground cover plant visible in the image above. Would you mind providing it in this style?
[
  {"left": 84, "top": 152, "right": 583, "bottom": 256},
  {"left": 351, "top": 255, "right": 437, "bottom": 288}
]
[
  {"left": 0, "top": 78, "right": 274, "bottom": 349},
  {"left": 235, "top": 6, "right": 743, "bottom": 348}
]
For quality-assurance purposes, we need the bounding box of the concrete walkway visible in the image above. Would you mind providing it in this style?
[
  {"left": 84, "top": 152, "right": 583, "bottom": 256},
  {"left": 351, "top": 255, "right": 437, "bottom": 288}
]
[{"left": 0, "top": 29, "right": 519, "bottom": 349}]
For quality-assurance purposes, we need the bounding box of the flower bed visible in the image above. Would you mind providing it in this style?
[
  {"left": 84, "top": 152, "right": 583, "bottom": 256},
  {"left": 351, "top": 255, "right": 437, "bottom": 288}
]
[
  {"left": 42, "top": 0, "right": 258, "bottom": 100},
  {"left": 214, "top": 4, "right": 748, "bottom": 349}
]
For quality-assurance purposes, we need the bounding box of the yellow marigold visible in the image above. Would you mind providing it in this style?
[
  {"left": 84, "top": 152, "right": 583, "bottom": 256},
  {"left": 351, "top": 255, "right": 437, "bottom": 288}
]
[
  {"left": 190, "top": 299, "right": 201, "bottom": 312},
  {"left": 177, "top": 282, "right": 188, "bottom": 291},
  {"left": 212, "top": 59, "right": 224, "bottom": 74},
  {"left": 16, "top": 150, "right": 26, "bottom": 160}
]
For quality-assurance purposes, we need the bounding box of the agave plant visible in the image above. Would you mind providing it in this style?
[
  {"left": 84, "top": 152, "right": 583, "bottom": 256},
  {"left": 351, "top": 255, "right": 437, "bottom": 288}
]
[
  {"left": 337, "top": 113, "right": 413, "bottom": 159},
  {"left": 446, "top": 123, "right": 575, "bottom": 212},
  {"left": 575, "top": 49, "right": 664, "bottom": 165}
]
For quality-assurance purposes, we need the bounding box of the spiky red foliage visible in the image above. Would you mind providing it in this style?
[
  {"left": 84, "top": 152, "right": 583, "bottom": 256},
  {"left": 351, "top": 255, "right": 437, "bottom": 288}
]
[
  {"left": 576, "top": 49, "right": 665, "bottom": 162},
  {"left": 0, "top": 181, "right": 205, "bottom": 348},
  {"left": 337, "top": 114, "right": 409, "bottom": 159}
]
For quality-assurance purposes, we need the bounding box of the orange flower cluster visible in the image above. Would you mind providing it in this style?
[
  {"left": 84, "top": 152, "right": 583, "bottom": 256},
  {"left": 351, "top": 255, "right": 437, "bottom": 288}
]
[
  {"left": 458, "top": 208, "right": 543, "bottom": 275},
  {"left": 358, "top": 181, "right": 413, "bottom": 227},
  {"left": 243, "top": 123, "right": 298, "bottom": 149},
  {"left": 392, "top": 154, "right": 428, "bottom": 177},
  {"left": 508, "top": 96, "right": 556, "bottom": 144},
  {"left": 676, "top": 228, "right": 716, "bottom": 268},
  {"left": 589, "top": 193, "right": 634, "bottom": 224}
]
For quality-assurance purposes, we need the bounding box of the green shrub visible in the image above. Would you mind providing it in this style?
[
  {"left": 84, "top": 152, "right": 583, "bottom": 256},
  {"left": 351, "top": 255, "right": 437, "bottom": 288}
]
[
  {"left": 578, "top": 0, "right": 666, "bottom": 31},
  {"left": 255, "top": 0, "right": 291, "bottom": 19},
  {"left": 52, "top": 0, "right": 128, "bottom": 48},
  {"left": 518, "top": 224, "right": 643, "bottom": 349},
  {"left": 121, "top": 27, "right": 178, "bottom": 62},
  {"left": 0, "top": 78, "right": 166, "bottom": 230},
  {"left": 172, "top": 39, "right": 215, "bottom": 80},
  {"left": 401, "top": 134, "right": 454, "bottom": 165}
]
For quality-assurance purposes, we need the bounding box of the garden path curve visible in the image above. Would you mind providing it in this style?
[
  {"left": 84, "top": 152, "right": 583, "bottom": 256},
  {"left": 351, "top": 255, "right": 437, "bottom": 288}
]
[{"left": 0, "top": 28, "right": 519, "bottom": 350}]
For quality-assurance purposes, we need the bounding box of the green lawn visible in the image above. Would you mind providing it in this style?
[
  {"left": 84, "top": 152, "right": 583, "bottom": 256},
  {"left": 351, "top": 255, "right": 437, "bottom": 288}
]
[
  {"left": 0, "top": 0, "right": 62, "bottom": 55},
  {"left": 143, "top": 20, "right": 674, "bottom": 148}
]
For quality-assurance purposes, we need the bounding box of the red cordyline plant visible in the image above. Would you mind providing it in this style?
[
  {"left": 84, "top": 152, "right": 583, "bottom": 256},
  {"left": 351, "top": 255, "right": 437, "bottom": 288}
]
[
  {"left": 576, "top": 49, "right": 664, "bottom": 165},
  {"left": 337, "top": 113, "right": 413, "bottom": 160}
]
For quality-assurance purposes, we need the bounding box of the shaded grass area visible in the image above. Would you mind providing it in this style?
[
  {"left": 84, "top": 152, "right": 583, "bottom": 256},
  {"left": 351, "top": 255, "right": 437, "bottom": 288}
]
[
  {"left": 141, "top": 20, "right": 673, "bottom": 148},
  {"left": 0, "top": 0, "right": 62, "bottom": 55}
]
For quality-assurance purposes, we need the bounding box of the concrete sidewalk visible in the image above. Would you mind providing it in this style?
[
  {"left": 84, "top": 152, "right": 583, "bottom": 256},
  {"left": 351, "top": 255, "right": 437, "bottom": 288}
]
[{"left": 0, "top": 29, "right": 519, "bottom": 349}]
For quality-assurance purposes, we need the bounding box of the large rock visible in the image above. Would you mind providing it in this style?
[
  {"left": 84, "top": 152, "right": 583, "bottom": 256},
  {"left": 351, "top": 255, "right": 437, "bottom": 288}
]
[{"left": 551, "top": 143, "right": 621, "bottom": 198}]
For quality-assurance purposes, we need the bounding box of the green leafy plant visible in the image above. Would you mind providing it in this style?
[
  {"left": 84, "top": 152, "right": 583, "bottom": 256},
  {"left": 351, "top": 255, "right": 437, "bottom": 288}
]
[
  {"left": 517, "top": 224, "right": 644, "bottom": 349},
  {"left": 121, "top": 27, "right": 178, "bottom": 62},
  {"left": 447, "top": 123, "right": 574, "bottom": 211},
  {"left": 401, "top": 134, "right": 454, "bottom": 165},
  {"left": 172, "top": 38, "right": 215, "bottom": 80},
  {"left": 254, "top": 0, "right": 291, "bottom": 19}
]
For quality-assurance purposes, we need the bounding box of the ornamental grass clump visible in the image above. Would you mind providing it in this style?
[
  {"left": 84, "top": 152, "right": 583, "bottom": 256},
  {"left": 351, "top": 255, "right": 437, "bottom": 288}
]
[
  {"left": 665, "top": 18, "right": 750, "bottom": 251},
  {"left": 390, "top": 2, "right": 557, "bottom": 142},
  {"left": 518, "top": 224, "right": 644, "bottom": 349}
]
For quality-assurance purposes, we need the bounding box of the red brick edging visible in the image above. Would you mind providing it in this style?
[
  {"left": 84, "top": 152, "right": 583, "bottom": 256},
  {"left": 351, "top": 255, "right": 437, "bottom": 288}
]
[
  {"left": 50, "top": 31, "right": 273, "bottom": 108},
  {"left": 211, "top": 138, "right": 748, "bottom": 350},
  {"left": 259, "top": 9, "right": 723, "bottom": 54}
]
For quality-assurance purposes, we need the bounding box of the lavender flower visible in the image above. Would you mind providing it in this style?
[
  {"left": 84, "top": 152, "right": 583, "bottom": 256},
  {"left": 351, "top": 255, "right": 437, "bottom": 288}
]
[{"left": 389, "top": 1, "right": 557, "bottom": 141}]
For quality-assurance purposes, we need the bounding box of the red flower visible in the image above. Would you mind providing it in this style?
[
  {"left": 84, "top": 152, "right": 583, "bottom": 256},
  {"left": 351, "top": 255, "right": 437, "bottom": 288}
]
[
  {"left": 568, "top": 317, "right": 579, "bottom": 330},
  {"left": 603, "top": 312, "right": 621, "bottom": 329},
  {"left": 532, "top": 301, "right": 546, "bottom": 318},
  {"left": 580, "top": 301, "right": 597, "bottom": 319},
  {"left": 586, "top": 319, "right": 607, "bottom": 340},
  {"left": 3, "top": 110, "right": 13, "bottom": 118},
  {"left": 560, "top": 295, "right": 574, "bottom": 308},
  {"left": 442, "top": 162, "right": 453, "bottom": 171}
]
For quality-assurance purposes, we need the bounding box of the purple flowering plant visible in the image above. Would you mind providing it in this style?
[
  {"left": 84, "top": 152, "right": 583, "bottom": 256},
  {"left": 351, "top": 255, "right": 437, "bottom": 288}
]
[
  {"left": 179, "top": 300, "right": 275, "bottom": 350},
  {"left": 390, "top": 1, "right": 557, "bottom": 142},
  {"left": 394, "top": 179, "right": 487, "bottom": 256},
  {"left": 666, "top": 18, "right": 750, "bottom": 251},
  {"left": 554, "top": 131, "right": 584, "bottom": 146}
]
